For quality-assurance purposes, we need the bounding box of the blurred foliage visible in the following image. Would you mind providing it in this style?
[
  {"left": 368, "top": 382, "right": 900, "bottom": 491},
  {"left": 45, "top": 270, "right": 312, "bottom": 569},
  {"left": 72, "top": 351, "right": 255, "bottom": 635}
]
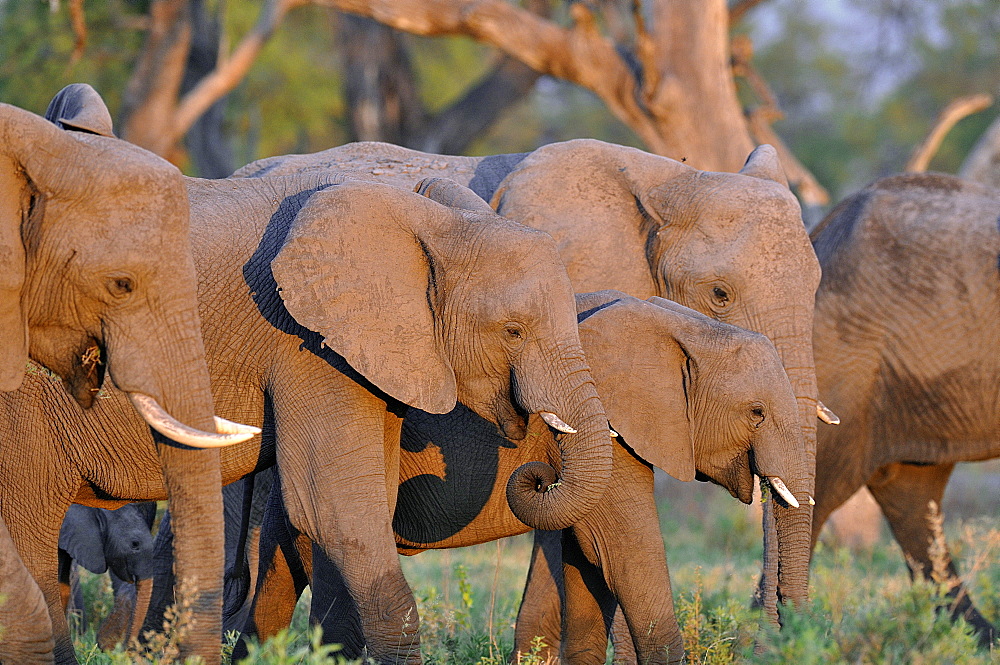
[
  {"left": 66, "top": 483, "right": 1000, "bottom": 663},
  {"left": 749, "top": 0, "right": 1000, "bottom": 201}
]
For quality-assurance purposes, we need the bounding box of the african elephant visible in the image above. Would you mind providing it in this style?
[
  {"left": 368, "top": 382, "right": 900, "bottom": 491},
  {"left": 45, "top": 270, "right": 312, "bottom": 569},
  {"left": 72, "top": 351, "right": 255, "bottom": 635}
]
[
  {"left": 0, "top": 86, "right": 255, "bottom": 665},
  {"left": 235, "top": 139, "right": 824, "bottom": 626},
  {"left": 233, "top": 291, "right": 809, "bottom": 664},
  {"left": 1, "top": 89, "right": 612, "bottom": 665},
  {"left": 57, "top": 503, "right": 155, "bottom": 641},
  {"left": 810, "top": 173, "right": 1000, "bottom": 645}
]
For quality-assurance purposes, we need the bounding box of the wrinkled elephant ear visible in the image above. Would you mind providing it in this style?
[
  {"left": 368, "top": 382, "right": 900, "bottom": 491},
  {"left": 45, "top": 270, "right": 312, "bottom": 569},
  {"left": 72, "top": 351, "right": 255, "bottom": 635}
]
[
  {"left": 44, "top": 83, "right": 115, "bottom": 137},
  {"left": 272, "top": 182, "right": 458, "bottom": 413},
  {"left": 0, "top": 151, "right": 28, "bottom": 391},
  {"left": 415, "top": 177, "right": 494, "bottom": 214},
  {"left": 577, "top": 294, "right": 696, "bottom": 482},
  {"left": 59, "top": 505, "right": 109, "bottom": 574},
  {"left": 739, "top": 144, "right": 787, "bottom": 187},
  {"left": 491, "top": 139, "right": 692, "bottom": 295}
]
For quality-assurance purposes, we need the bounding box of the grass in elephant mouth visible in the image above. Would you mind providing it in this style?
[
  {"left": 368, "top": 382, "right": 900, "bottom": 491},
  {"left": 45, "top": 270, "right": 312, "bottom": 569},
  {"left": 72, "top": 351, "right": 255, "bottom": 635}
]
[{"left": 71, "top": 469, "right": 1000, "bottom": 664}]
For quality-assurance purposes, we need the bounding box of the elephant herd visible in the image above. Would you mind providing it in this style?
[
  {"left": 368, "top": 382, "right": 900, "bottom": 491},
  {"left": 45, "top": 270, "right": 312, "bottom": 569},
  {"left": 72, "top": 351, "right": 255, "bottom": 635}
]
[{"left": 0, "top": 83, "right": 996, "bottom": 665}]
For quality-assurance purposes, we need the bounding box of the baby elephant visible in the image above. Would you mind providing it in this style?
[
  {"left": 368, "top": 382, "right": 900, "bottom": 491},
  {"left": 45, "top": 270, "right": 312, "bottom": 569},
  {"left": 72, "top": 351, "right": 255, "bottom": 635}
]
[
  {"left": 236, "top": 291, "right": 810, "bottom": 665},
  {"left": 58, "top": 503, "right": 156, "bottom": 647}
]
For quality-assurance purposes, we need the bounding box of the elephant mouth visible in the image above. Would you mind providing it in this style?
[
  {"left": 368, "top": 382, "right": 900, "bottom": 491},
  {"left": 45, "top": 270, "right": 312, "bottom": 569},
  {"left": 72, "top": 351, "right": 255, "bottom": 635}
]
[
  {"left": 491, "top": 371, "right": 530, "bottom": 440},
  {"left": 695, "top": 464, "right": 755, "bottom": 505},
  {"left": 63, "top": 336, "right": 107, "bottom": 409}
]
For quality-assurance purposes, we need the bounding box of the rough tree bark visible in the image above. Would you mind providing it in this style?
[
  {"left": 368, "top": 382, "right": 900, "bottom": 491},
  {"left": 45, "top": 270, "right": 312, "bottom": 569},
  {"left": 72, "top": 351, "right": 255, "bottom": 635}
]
[
  {"left": 337, "top": 5, "right": 546, "bottom": 155},
  {"left": 315, "top": 0, "right": 827, "bottom": 200}
]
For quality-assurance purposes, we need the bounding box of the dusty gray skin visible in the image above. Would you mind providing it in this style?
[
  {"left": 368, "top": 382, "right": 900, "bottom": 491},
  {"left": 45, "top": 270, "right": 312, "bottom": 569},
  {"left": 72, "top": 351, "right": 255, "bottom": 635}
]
[
  {"left": 810, "top": 172, "right": 1000, "bottom": 646},
  {"left": 236, "top": 138, "right": 823, "bottom": 631},
  {"left": 3, "top": 86, "right": 614, "bottom": 665},
  {"left": 232, "top": 291, "right": 809, "bottom": 665},
  {"left": 0, "top": 84, "right": 252, "bottom": 665}
]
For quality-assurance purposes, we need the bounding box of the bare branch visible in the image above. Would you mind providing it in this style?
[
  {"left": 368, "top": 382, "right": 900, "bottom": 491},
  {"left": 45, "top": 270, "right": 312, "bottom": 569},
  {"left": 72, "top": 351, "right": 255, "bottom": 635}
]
[
  {"left": 170, "top": 0, "right": 306, "bottom": 144},
  {"left": 413, "top": 56, "right": 540, "bottom": 154},
  {"left": 68, "top": 0, "right": 88, "bottom": 65},
  {"left": 905, "top": 93, "right": 994, "bottom": 173},
  {"left": 315, "top": 0, "right": 669, "bottom": 152},
  {"left": 729, "top": 0, "right": 771, "bottom": 25}
]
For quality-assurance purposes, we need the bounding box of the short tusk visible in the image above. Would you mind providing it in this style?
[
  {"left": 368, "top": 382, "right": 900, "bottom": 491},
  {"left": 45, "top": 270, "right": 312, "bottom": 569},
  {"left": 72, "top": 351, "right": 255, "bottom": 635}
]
[
  {"left": 767, "top": 477, "right": 800, "bottom": 509},
  {"left": 129, "top": 393, "right": 260, "bottom": 448},
  {"left": 808, "top": 495, "right": 816, "bottom": 506},
  {"left": 609, "top": 425, "right": 619, "bottom": 438},
  {"left": 539, "top": 411, "right": 577, "bottom": 434},
  {"left": 817, "top": 401, "right": 840, "bottom": 425}
]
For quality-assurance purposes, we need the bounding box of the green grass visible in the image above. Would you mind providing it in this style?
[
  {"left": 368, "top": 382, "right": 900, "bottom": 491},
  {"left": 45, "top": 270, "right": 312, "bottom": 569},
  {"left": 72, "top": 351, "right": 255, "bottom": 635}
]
[{"left": 54, "top": 476, "right": 1000, "bottom": 663}]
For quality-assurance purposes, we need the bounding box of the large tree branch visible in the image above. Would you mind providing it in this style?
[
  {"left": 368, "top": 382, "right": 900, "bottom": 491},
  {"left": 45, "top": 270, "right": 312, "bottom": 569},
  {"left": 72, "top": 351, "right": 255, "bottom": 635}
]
[
  {"left": 905, "top": 93, "right": 993, "bottom": 173},
  {"left": 170, "top": 0, "right": 305, "bottom": 144},
  {"left": 412, "top": 55, "right": 540, "bottom": 154},
  {"left": 316, "top": 0, "right": 671, "bottom": 153},
  {"left": 729, "top": 0, "right": 771, "bottom": 25}
]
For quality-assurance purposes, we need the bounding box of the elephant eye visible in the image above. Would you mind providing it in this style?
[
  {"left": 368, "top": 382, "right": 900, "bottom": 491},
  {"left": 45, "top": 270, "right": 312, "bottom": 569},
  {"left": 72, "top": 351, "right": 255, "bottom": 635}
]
[
  {"left": 106, "top": 275, "right": 135, "bottom": 298},
  {"left": 504, "top": 324, "right": 524, "bottom": 340},
  {"left": 711, "top": 286, "right": 730, "bottom": 306},
  {"left": 750, "top": 404, "right": 766, "bottom": 428}
]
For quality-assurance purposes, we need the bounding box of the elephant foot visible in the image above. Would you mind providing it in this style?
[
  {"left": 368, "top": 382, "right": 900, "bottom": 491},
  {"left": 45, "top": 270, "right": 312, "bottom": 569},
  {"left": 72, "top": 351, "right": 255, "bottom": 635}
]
[{"left": 947, "top": 587, "right": 997, "bottom": 649}]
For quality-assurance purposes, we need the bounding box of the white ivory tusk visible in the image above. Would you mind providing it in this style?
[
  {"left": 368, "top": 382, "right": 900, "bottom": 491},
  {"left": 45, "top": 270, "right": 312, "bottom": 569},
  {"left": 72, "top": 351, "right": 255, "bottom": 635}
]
[
  {"left": 768, "top": 477, "right": 800, "bottom": 509},
  {"left": 539, "top": 411, "right": 577, "bottom": 434},
  {"left": 129, "top": 393, "right": 260, "bottom": 448},
  {"left": 609, "top": 425, "right": 619, "bottom": 438},
  {"left": 214, "top": 416, "right": 263, "bottom": 435},
  {"left": 808, "top": 495, "right": 816, "bottom": 506},
  {"left": 816, "top": 401, "right": 841, "bottom": 425}
]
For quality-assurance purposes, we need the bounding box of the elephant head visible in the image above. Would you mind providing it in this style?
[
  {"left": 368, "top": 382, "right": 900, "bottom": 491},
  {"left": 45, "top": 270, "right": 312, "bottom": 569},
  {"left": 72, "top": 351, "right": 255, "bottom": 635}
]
[
  {"left": 576, "top": 291, "right": 809, "bottom": 509},
  {"left": 59, "top": 503, "right": 156, "bottom": 583},
  {"left": 270, "top": 178, "right": 611, "bottom": 530},
  {"left": 0, "top": 85, "right": 256, "bottom": 446},
  {"left": 492, "top": 139, "right": 820, "bottom": 612}
]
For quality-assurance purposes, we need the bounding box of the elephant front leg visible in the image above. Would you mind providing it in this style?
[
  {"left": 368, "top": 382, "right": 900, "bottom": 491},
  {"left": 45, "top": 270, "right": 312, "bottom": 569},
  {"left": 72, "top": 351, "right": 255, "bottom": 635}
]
[
  {"left": 512, "top": 529, "right": 565, "bottom": 661},
  {"left": 274, "top": 386, "right": 420, "bottom": 665},
  {"left": 0, "top": 515, "right": 55, "bottom": 665},
  {"left": 569, "top": 446, "right": 683, "bottom": 665},
  {"left": 868, "top": 461, "right": 997, "bottom": 646}
]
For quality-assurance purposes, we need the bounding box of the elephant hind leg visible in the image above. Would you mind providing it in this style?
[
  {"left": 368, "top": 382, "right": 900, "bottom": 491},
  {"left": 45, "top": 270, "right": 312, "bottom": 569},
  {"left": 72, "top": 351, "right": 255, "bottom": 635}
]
[{"left": 868, "top": 461, "right": 996, "bottom": 646}]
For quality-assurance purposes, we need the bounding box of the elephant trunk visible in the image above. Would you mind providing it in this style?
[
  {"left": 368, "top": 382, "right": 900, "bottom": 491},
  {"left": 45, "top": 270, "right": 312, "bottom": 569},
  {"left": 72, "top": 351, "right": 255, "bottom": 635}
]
[
  {"left": 105, "top": 291, "right": 229, "bottom": 664},
  {"left": 506, "top": 360, "right": 612, "bottom": 531},
  {"left": 759, "top": 336, "right": 818, "bottom": 622}
]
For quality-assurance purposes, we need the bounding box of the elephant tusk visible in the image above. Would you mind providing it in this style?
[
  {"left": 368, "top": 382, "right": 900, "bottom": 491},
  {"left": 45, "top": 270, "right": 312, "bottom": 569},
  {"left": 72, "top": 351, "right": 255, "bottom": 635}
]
[
  {"left": 609, "top": 425, "right": 619, "bottom": 438},
  {"left": 214, "top": 416, "right": 263, "bottom": 435},
  {"left": 816, "top": 401, "right": 841, "bottom": 425},
  {"left": 808, "top": 495, "right": 816, "bottom": 506},
  {"left": 767, "top": 477, "right": 800, "bottom": 509},
  {"left": 539, "top": 411, "right": 577, "bottom": 434},
  {"left": 129, "top": 393, "right": 261, "bottom": 448}
]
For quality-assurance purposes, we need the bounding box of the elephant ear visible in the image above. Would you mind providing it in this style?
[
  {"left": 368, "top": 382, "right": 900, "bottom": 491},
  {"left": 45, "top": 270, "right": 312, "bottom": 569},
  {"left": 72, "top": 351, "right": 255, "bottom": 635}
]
[
  {"left": 272, "top": 182, "right": 458, "bottom": 413},
  {"left": 491, "top": 139, "right": 691, "bottom": 296},
  {"left": 415, "top": 177, "right": 494, "bottom": 214},
  {"left": 738, "top": 144, "right": 787, "bottom": 187},
  {"left": 43, "top": 83, "right": 115, "bottom": 137},
  {"left": 59, "top": 505, "right": 108, "bottom": 574},
  {"left": 577, "top": 295, "right": 695, "bottom": 481}
]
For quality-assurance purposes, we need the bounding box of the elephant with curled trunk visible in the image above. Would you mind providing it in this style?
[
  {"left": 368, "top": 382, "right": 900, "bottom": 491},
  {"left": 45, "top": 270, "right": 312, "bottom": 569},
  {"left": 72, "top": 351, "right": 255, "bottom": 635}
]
[
  {"left": 0, "top": 86, "right": 255, "bottom": 665},
  {"left": 235, "top": 138, "right": 825, "bottom": 632},
  {"left": 229, "top": 290, "right": 809, "bottom": 664},
  {"left": 810, "top": 172, "right": 1000, "bottom": 646},
  {"left": 2, "top": 89, "right": 612, "bottom": 665}
]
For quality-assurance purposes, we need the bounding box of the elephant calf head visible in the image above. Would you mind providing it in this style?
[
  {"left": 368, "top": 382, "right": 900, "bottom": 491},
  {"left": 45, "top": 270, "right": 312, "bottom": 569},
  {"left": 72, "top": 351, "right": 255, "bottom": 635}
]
[
  {"left": 270, "top": 178, "right": 611, "bottom": 530},
  {"left": 576, "top": 291, "right": 810, "bottom": 509}
]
